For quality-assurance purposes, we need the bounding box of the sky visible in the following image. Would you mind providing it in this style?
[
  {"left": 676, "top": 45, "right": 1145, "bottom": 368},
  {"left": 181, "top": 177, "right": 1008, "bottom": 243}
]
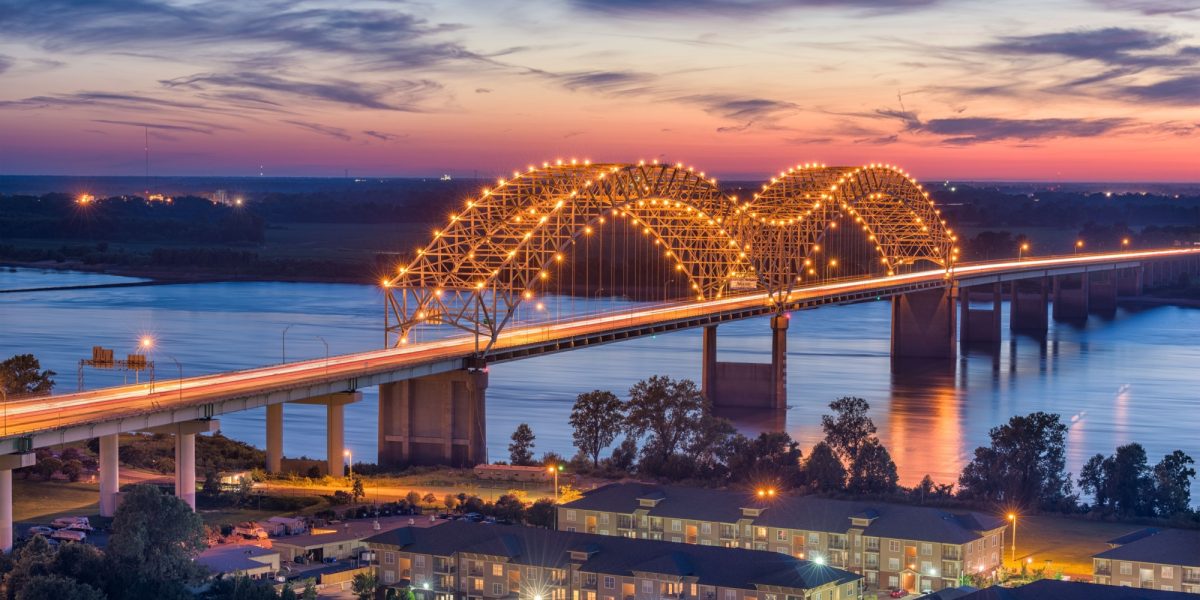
[{"left": 0, "top": 0, "right": 1198, "bottom": 181}]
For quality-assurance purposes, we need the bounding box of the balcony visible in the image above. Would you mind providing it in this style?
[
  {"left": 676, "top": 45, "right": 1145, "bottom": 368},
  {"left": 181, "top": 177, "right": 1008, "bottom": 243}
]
[
  {"left": 1095, "top": 566, "right": 1112, "bottom": 576},
  {"left": 434, "top": 561, "right": 456, "bottom": 574},
  {"left": 829, "top": 539, "right": 847, "bottom": 550},
  {"left": 1183, "top": 571, "right": 1200, "bottom": 585},
  {"left": 942, "top": 548, "right": 962, "bottom": 561},
  {"left": 618, "top": 517, "right": 635, "bottom": 530},
  {"left": 468, "top": 566, "right": 484, "bottom": 577}
]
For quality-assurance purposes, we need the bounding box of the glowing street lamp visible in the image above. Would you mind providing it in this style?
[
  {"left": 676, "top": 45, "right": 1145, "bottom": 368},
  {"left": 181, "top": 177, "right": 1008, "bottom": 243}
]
[
  {"left": 1018, "top": 242, "right": 1030, "bottom": 261},
  {"left": 1075, "top": 240, "right": 1084, "bottom": 254},
  {"left": 548, "top": 463, "right": 563, "bottom": 502},
  {"left": 756, "top": 488, "right": 777, "bottom": 499},
  {"left": 1122, "top": 237, "right": 1131, "bottom": 251},
  {"left": 344, "top": 449, "right": 353, "bottom": 479}
]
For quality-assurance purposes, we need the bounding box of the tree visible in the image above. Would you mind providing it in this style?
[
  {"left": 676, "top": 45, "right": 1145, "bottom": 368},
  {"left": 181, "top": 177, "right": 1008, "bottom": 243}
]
[
  {"left": 625, "top": 375, "right": 705, "bottom": 468},
  {"left": 1152, "top": 450, "right": 1195, "bottom": 517},
  {"left": 957, "top": 412, "right": 1072, "bottom": 510},
  {"left": 60, "top": 459, "right": 83, "bottom": 482},
  {"left": 15, "top": 575, "right": 104, "bottom": 600},
  {"left": 351, "top": 477, "right": 365, "bottom": 502},
  {"left": 847, "top": 438, "right": 899, "bottom": 494},
  {"left": 726, "top": 432, "right": 803, "bottom": 487},
  {"left": 405, "top": 491, "right": 422, "bottom": 506},
  {"left": 805, "top": 442, "right": 845, "bottom": 491},
  {"left": 351, "top": 571, "right": 377, "bottom": 600},
  {"left": 526, "top": 498, "right": 556, "bottom": 528},
  {"left": 34, "top": 456, "right": 62, "bottom": 480},
  {"left": 684, "top": 414, "right": 736, "bottom": 481},
  {"left": 300, "top": 580, "right": 318, "bottom": 600},
  {"left": 491, "top": 494, "right": 526, "bottom": 523},
  {"left": 443, "top": 494, "right": 459, "bottom": 512},
  {"left": 1078, "top": 454, "right": 1109, "bottom": 509},
  {"left": 558, "top": 485, "right": 583, "bottom": 504},
  {"left": 569, "top": 390, "right": 625, "bottom": 467},
  {"left": 0, "top": 354, "right": 56, "bottom": 397},
  {"left": 202, "top": 576, "right": 277, "bottom": 600},
  {"left": 508, "top": 424, "right": 536, "bottom": 466},
  {"left": 821, "top": 397, "right": 876, "bottom": 463},
  {"left": 1109, "top": 443, "right": 1153, "bottom": 516},
  {"left": 201, "top": 471, "right": 222, "bottom": 500},
  {"left": 607, "top": 438, "right": 638, "bottom": 473},
  {"left": 106, "top": 484, "right": 206, "bottom": 591}
]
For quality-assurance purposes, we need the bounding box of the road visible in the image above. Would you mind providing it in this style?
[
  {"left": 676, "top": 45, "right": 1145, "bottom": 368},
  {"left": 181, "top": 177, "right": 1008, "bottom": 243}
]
[{"left": 1, "top": 248, "right": 1195, "bottom": 442}]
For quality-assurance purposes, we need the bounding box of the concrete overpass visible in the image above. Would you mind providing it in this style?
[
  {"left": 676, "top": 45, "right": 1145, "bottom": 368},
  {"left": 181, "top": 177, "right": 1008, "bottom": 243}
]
[{"left": 0, "top": 248, "right": 1197, "bottom": 550}]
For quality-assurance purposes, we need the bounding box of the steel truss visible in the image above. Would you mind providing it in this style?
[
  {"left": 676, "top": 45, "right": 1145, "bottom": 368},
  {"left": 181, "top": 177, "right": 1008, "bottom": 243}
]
[{"left": 384, "top": 161, "right": 955, "bottom": 351}]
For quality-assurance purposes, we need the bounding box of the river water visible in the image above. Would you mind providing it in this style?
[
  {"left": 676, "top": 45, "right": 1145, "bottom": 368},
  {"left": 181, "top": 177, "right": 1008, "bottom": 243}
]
[{"left": 2, "top": 267, "right": 1198, "bottom": 499}]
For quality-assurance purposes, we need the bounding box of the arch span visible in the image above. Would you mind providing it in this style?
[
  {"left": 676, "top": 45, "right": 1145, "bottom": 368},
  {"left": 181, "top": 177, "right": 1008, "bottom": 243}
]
[
  {"left": 383, "top": 159, "right": 956, "bottom": 350},
  {"left": 385, "top": 161, "right": 755, "bottom": 348}
]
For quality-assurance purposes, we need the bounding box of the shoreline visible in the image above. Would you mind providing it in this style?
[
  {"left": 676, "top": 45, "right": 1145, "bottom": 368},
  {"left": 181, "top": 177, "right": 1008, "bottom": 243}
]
[{"left": 0, "top": 259, "right": 368, "bottom": 286}]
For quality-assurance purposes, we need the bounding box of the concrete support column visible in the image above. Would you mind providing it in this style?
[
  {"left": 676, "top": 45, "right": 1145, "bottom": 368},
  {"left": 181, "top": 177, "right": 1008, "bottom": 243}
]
[
  {"left": 1117, "top": 267, "right": 1144, "bottom": 297},
  {"left": 379, "top": 373, "right": 484, "bottom": 468},
  {"left": 175, "top": 432, "right": 196, "bottom": 510},
  {"left": 770, "top": 315, "right": 789, "bottom": 410},
  {"left": 141, "top": 420, "right": 218, "bottom": 511},
  {"left": 1053, "top": 273, "right": 1089, "bottom": 321},
  {"left": 0, "top": 454, "right": 35, "bottom": 553},
  {"left": 266, "top": 403, "right": 283, "bottom": 473},
  {"left": 327, "top": 402, "right": 345, "bottom": 478},
  {"left": 1010, "top": 277, "right": 1049, "bottom": 334},
  {"left": 701, "top": 325, "right": 718, "bottom": 403},
  {"left": 960, "top": 283, "right": 1002, "bottom": 344},
  {"left": 99, "top": 434, "right": 120, "bottom": 517},
  {"left": 1089, "top": 270, "right": 1119, "bottom": 314},
  {"left": 891, "top": 286, "right": 956, "bottom": 360}
]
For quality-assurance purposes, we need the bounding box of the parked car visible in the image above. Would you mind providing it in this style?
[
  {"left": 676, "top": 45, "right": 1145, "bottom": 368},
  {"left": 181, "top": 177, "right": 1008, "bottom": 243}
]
[
  {"left": 51, "top": 516, "right": 93, "bottom": 531},
  {"left": 888, "top": 589, "right": 908, "bottom": 599},
  {"left": 51, "top": 529, "right": 86, "bottom": 542},
  {"left": 27, "top": 526, "right": 54, "bottom": 537}
]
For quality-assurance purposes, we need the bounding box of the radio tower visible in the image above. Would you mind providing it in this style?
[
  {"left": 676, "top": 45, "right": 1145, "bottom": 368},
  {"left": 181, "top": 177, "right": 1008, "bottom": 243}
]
[{"left": 144, "top": 126, "right": 150, "bottom": 197}]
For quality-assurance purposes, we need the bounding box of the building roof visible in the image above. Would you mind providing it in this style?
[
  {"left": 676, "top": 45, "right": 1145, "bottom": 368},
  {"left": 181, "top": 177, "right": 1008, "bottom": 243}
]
[
  {"left": 958, "top": 579, "right": 1195, "bottom": 600},
  {"left": 367, "top": 521, "right": 861, "bottom": 591},
  {"left": 274, "top": 516, "right": 421, "bottom": 549},
  {"left": 1094, "top": 528, "right": 1200, "bottom": 567},
  {"left": 563, "top": 483, "right": 1005, "bottom": 545},
  {"left": 196, "top": 545, "right": 279, "bottom": 575},
  {"left": 1105, "top": 527, "right": 1160, "bottom": 546}
]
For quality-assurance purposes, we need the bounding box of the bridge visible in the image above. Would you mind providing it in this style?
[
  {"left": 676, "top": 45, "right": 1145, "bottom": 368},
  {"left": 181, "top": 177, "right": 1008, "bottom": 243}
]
[{"left": 2, "top": 159, "right": 1198, "bottom": 551}]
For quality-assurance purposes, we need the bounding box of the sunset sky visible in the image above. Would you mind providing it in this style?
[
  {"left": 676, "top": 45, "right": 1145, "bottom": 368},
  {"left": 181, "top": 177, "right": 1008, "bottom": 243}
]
[{"left": 1, "top": 0, "right": 1198, "bottom": 180}]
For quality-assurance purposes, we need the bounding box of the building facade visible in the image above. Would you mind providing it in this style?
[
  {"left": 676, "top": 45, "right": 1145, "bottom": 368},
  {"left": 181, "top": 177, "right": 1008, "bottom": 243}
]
[
  {"left": 366, "top": 521, "right": 864, "bottom": 600},
  {"left": 558, "top": 483, "right": 1007, "bottom": 594},
  {"left": 1093, "top": 528, "right": 1200, "bottom": 594}
]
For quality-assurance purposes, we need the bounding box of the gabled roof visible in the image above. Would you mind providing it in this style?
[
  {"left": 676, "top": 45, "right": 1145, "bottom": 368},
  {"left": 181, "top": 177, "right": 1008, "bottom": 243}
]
[
  {"left": 1106, "top": 527, "right": 1160, "bottom": 546},
  {"left": 958, "top": 579, "right": 1194, "bottom": 600},
  {"left": 366, "top": 521, "right": 861, "bottom": 591},
  {"left": 1094, "top": 528, "right": 1200, "bottom": 567},
  {"left": 564, "top": 483, "right": 1005, "bottom": 544}
]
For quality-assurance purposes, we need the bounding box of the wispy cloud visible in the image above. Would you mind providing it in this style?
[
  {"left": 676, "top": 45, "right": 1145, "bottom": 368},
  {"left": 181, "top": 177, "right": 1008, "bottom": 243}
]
[
  {"left": 1089, "top": 0, "right": 1200, "bottom": 16},
  {"left": 571, "top": 0, "right": 941, "bottom": 16},
  {"left": 161, "top": 72, "right": 439, "bottom": 112},
  {"left": 0, "top": 55, "right": 11, "bottom": 74},
  {"left": 363, "top": 130, "right": 405, "bottom": 142},
  {"left": 282, "top": 119, "right": 351, "bottom": 141},
  {"left": 91, "top": 119, "right": 235, "bottom": 135},
  {"left": 877, "top": 110, "right": 1131, "bottom": 145},
  {"left": 985, "top": 28, "right": 1193, "bottom": 69}
]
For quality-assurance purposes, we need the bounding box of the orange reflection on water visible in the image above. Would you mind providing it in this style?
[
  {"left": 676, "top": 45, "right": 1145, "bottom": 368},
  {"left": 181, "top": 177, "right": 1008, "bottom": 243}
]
[{"left": 884, "top": 362, "right": 964, "bottom": 488}]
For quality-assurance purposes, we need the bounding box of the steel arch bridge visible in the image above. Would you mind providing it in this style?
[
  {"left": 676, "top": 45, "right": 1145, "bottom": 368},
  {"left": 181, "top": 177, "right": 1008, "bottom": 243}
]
[{"left": 383, "top": 159, "right": 955, "bottom": 350}]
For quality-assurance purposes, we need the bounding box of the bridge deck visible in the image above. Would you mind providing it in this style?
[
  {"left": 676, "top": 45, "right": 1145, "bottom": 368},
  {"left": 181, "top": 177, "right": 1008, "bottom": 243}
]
[{"left": 1, "top": 248, "right": 1195, "bottom": 454}]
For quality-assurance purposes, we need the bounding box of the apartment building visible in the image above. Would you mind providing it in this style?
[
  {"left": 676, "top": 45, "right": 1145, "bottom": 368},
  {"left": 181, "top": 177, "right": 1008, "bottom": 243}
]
[
  {"left": 1093, "top": 528, "right": 1200, "bottom": 594},
  {"left": 952, "top": 579, "right": 1197, "bottom": 599},
  {"left": 365, "top": 521, "right": 864, "bottom": 600},
  {"left": 557, "top": 483, "right": 1007, "bottom": 595}
]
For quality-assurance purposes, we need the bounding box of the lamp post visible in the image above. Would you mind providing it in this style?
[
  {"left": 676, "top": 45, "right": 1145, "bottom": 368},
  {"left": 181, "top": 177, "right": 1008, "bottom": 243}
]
[
  {"left": 1, "top": 383, "right": 7, "bottom": 436},
  {"left": 548, "top": 464, "right": 560, "bottom": 502},
  {"left": 1018, "top": 242, "right": 1029, "bottom": 261},
  {"left": 1008, "top": 513, "right": 1017, "bottom": 564},
  {"left": 1122, "top": 237, "right": 1131, "bottom": 251},
  {"left": 166, "top": 354, "right": 183, "bottom": 404},
  {"left": 344, "top": 449, "right": 352, "bottom": 479},
  {"left": 139, "top": 336, "right": 154, "bottom": 385},
  {"left": 1075, "top": 240, "right": 1084, "bottom": 254},
  {"left": 316, "top": 336, "right": 329, "bottom": 376},
  {"left": 281, "top": 324, "right": 294, "bottom": 363}
]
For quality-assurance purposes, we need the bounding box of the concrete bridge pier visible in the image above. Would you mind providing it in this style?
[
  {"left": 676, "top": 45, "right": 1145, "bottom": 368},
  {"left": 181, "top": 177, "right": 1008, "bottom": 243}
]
[
  {"left": 1089, "top": 270, "right": 1119, "bottom": 314},
  {"left": 142, "top": 420, "right": 220, "bottom": 510},
  {"left": 265, "top": 403, "right": 283, "bottom": 473},
  {"left": 700, "top": 316, "right": 789, "bottom": 411},
  {"left": 1010, "top": 277, "right": 1049, "bottom": 334},
  {"left": 1053, "top": 273, "right": 1089, "bottom": 321},
  {"left": 1117, "top": 267, "right": 1144, "bottom": 297},
  {"left": 99, "top": 434, "right": 120, "bottom": 517},
  {"left": 1, "top": 453, "right": 35, "bottom": 553},
  {"left": 891, "top": 286, "right": 956, "bottom": 360},
  {"left": 959, "top": 283, "right": 1002, "bottom": 344},
  {"left": 294, "top": 392, "right": 361, "bottom": 477},
  {"left": 378, "top": 371, "right": 487, "bottom": 468}
]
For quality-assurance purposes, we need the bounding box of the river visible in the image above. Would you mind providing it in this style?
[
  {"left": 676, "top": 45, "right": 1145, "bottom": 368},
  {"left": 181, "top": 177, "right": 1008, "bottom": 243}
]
[{"left": 2, "top": 267, "right": 1197, "bottom": 498}]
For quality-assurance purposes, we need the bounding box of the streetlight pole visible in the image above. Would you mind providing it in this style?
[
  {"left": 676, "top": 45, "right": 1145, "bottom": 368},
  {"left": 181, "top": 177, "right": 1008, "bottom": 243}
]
[
  {"left": 316, "top": 336, "right": 329, "bottom": 376},
  {"left": 1018, "top": 242, "right": 1029, "bottom": 261},
  {"left": 166, "top": 355, "right": 183, "bottom": 404},
  {"left": 281, "top": 324, "right": 294, "bottom": 364},
  {"left": 1008, "top": 513, "right": 1017, "bottom": 564},
  {"left": 1, "top": 383, "right": 7, "bottom": 437},
  {"left": 1075, "top": 240, "right": 1084, "bottom": 255},
  {"left": 344, "top": 449, "right": 352, "bottom": 479}
]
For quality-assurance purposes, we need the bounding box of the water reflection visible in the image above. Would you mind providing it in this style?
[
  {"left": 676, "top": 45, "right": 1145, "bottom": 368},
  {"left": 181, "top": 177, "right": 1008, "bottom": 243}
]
[{"left": 2, "top": 268, "right": 1198, "bottom": 500}]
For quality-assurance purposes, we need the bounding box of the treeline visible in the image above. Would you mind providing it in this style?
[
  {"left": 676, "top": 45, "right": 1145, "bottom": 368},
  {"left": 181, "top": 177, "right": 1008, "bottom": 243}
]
[
  {"left": 525, "top": 375, "right": 1198, "bottom": 522},
  {"left": 250, "top": 180, "right": 477, "bottom": 224},
  {"left": 0, "top": 194, "right": 264, "bottom": 243},
  {"left": 963, "top": 225, "right": 1200, "bottom": 262},
  {"left": 943, "top": 186, "right": 1200, "bottom": 231}
]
